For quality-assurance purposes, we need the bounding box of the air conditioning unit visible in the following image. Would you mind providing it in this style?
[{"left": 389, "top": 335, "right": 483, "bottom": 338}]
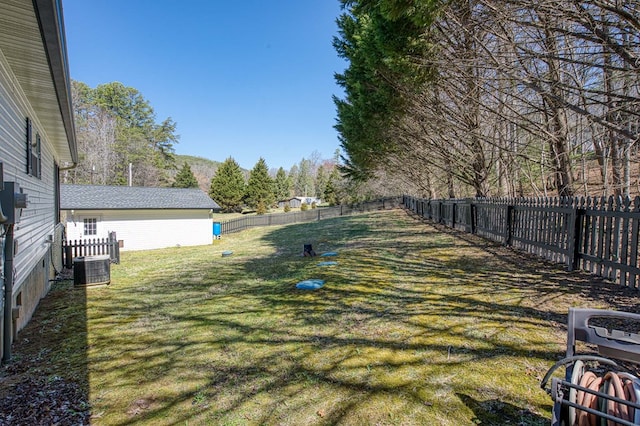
[{"left": 73, "top": 255, "right": 111, "bottom": 287}]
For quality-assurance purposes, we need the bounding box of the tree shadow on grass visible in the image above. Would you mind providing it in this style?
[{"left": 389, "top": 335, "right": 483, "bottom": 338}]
[
  {"left": 236, "top": 209, "right": 640, "bottom": 423},
  {"left": 91, "top": 209, "right": 640, "bottom": 424},
  {"left": 10, "top": 209, "right": 640, "bottom": 425},
  {"left": 422, "top": 213, "right": 640, "bottom": 315},
  {"left": 0, "top": 278, "right": 90, "bottom": 425},
  {"left": 457, "top": 393, "right": 550, "bottom": 426}
]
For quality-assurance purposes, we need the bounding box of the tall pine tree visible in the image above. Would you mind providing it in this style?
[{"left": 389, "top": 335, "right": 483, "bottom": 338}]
[
  {"left": 209, "top": 157, "right": 246, "bottom": 212},
  {"left": 274, "top": 167, "right": 291, "bottom": 201},
  {"left": 70, "top": 80, "right": 178, "bottom": 186},
  {"left": 295, "top": 158, "right": 314, "bottom": 197},
  {"left": 333, "top": 1, "right": 432, "bottom": 181},
  {"left": 173, "top": 162, "right": 199, "bottom": 188},
  {"left": 315, "top": 166, "right": 328, "bottom": 199},
  {"left": 245, "top": 157, "right": 275, "bottom": 210}
]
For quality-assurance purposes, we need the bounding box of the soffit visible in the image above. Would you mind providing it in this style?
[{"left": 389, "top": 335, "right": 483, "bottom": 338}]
[{"left": 0, "top": 0, "right": 76, "bottom": 165}]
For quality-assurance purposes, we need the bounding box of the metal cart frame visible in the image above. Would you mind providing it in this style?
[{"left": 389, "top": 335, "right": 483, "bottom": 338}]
[{"left": 541, "top": 308, "right": 640, "bottom": 426}]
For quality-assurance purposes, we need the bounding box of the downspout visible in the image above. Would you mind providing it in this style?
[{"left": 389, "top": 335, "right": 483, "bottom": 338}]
[
  {"left": 2, "top": 223, "right": 13, "bottom": 363},
  {"left": 59, "top": 161, "right": 77, "bottom": 171},
  {"left": 58, "top": 161, "right": 78, "bottom": 186}
]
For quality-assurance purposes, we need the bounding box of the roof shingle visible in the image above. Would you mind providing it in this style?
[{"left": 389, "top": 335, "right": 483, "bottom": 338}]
[{"left": 60, "top": 185, "right": 220, "bottom": 210}]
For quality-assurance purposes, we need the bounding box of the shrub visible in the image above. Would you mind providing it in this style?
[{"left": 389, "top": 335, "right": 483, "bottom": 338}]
[
  {"left": 311, "top": 201, "right": 317, "bottom": 209},
  {"left": 256, "top": 201, "right": 267, "bottom": 215},
  {"left": 283, "top": 203, "right": 291, "bottom": 213},
  {"left": 300, "top": 202, "right": 309, "bottom": 211}
]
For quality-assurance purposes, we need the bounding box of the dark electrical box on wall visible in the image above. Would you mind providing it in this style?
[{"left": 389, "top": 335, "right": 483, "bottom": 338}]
[{"left": 0, "top": 182, "right": 28, "bottom": 224}]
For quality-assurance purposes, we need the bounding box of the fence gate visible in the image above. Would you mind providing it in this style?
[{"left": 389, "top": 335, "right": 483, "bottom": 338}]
[{"left": 63, "top": 231, "right": 120, "bottom": 268}]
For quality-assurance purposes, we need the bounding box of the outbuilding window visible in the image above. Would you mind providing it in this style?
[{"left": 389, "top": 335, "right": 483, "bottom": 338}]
[{"left": 83, "top": 218, "right": 97, "bottom": 236}]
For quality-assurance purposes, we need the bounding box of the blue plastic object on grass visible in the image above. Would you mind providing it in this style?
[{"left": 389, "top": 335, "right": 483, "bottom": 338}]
[
  {"left": 221, "top": 250, "right": 233, "bottom": 257},
  {"left": 296, "top": 279, "right": 325, "bottom": 290},
  {"left": 317, "top": 261, "right": 338, "bottom": 266},
  {"left": 321, "top": 252, "right": 338, "bottom": 257}
]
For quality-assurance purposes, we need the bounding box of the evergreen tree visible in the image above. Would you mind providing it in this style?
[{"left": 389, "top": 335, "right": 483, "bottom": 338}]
[
  {"left": 209, "top": 157, "right": 246, "bottom": 212},
  {"left": 315, "top": 166, "right": 328, "bottom": 199},
  {"left": 274, "top": 167, "right": 291, "bottom": 201},
  {"left": 288, "top": 165, "right": 299, "bottom": 194},
  {"left": 173, "top": 162, "right": 199, "bottom": 188},
  {"left": 93, "top": 82, "right": 178, "bottom": 186},
  {"left": 295, "top": 158, "right": 314, "bottom": 196},
  {"left": 324, "top": 168, "right": 341, "bottom": 206},
  {"left": 245, "top": 157, "right": 275, "bottom": 209},
  {"left": 333, "top": 2, "right": 431, "bottom": 181},
  {"left": 70, "top": 80, "right": 178, "bottom": 186}
]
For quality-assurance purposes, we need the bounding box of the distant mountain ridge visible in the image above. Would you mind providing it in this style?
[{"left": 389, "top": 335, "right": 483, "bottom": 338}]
[
  {"left": 175, "top": 154, "right": 221, "bottom": 169},
  {"left": 172, "top": 154, "right": 221, "bottom": 192},
  {"left": 173, "top": 154, "right": 249, "bottom": 192}
]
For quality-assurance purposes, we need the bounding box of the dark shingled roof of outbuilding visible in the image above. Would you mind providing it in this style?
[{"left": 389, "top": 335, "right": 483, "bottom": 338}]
[{"left": 60, "top": 185, "right": 220, "bottom": 210}]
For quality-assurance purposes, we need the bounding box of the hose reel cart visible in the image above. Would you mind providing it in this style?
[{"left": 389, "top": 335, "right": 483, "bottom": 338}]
[{"left": 541, "top": 308, "right": 640, "bottom": 426}]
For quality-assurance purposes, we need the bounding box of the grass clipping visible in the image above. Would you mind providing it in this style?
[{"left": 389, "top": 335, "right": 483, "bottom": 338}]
[{"left": 4, "top": 209, "right": 640, "bottom": 425}]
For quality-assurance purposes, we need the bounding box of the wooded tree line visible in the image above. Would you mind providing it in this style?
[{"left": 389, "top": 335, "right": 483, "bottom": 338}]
[
  {"left": 67, "top": 80, "right": 179, "bottom": 186},
  {"left": 207, "top": 154, "right": 347, "bottom": 213},
  {"left": 334, "top": 0, "right": 640, "bottom": 198},
  {"left": 66, "top": 80, "right": 357, "bottom": 210}
]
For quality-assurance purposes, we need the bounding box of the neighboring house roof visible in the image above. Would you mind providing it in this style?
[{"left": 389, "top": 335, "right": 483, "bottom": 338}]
[
  {"left": 279, "top": 197, "right": 321, "bottom": 203},
  {"left": 293, "top": 197, "right": 321, "bottom": 203},
  {"left": 0, "top": 0, "right": 77, "bottom": 165},
  {"left": 61, "top": 185, "right": 220, "bottom": 210}
]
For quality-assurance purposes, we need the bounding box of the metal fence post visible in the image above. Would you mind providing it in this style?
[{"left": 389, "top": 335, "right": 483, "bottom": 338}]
[
  {"left": 505, "top": 205, "right": 514, "bottom": 246},
  {"left": 452, "top": 202, "right": 456, "bottom": 229},
  {"left": 470, "top": 201, "right": 477, "bottom": 234},
  {"left": 568, "top": 208, "right": 585, "bottom": 272}
]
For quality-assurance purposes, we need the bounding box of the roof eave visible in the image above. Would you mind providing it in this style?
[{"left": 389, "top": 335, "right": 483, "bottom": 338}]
[{"left": 33, "top": 0, "right": 77, "bottom": 165}]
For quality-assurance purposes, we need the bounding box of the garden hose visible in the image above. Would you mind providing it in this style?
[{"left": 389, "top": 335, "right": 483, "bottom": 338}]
[
  {"left": 604, "top": 371, "right": 631, "bottom": 424},
  {"left": 575, "top": 370, "right": 602, "bottom": 426},
  {"left": 618, "top": 372, "right": 640, "bottom": 425},
  {"left": 540, "top": 355, "right": 619, "bottom": 392},
  {"left": 541, "top": 355, "right": 640, "bottom": 425},
  {"left": 578, "top": 371, "right": 640, "bottom": 426}
]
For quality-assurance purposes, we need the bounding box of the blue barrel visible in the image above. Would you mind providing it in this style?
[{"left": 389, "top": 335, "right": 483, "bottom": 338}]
[{"left": 213, "top": 222, "right": 221, "bottom": 237}]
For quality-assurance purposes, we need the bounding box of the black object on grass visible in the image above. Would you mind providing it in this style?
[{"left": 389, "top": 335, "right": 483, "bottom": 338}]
[{"left": 303, "top": 244, "right": 316, "bottom": 257}]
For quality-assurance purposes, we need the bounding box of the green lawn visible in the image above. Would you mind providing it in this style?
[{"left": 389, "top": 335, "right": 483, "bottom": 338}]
[{"left": 9, "top": 209, "right": 640, "bottom": 425}]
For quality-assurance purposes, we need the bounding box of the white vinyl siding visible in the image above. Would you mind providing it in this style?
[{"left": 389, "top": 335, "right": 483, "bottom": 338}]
[
  {"left": 0, "top": 47, "right": 58, "bottom": 295},
  {"left": 65, "top": 209, "right": 213, "bottom": 251}
]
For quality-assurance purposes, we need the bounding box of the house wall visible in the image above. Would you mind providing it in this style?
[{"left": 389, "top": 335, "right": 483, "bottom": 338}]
[
  {"left": 64, "top": 209, "right": 213, "bottom": 251},
  {"left": 0, "top": 47, "right": 59, "bottom": 357},
  {"left": 277, "top": 198, "right": 322, "bottom": 209},
  {"left": 277, "top": 199, "right": 291, "bottom": 209},
  {"left": 13, "top": 251, "right": 49, "bottom": 334}
]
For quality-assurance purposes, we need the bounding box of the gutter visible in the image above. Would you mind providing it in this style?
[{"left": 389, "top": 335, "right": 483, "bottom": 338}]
[
  {"left": 33, "top": 0, "right": 78, "bottom": 165},
  {"left": 59, "top": 161, "right": 77, "bottom": 171}
]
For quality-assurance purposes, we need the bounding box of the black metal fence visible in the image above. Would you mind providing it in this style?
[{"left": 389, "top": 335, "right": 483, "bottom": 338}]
[
  {"left": 220, "top": 197, "right": 402, "bottom": 235},
  {"left": 403, "top": 195, "right": 640, "bottom": 289},
  {"left": 62, "top": 231, "right": 120, "bottom": 268}
]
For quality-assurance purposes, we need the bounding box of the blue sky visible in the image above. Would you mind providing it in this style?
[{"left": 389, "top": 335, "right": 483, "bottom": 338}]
[{"left": 63, "top": 0, "right": 347, "bottom": 170}]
